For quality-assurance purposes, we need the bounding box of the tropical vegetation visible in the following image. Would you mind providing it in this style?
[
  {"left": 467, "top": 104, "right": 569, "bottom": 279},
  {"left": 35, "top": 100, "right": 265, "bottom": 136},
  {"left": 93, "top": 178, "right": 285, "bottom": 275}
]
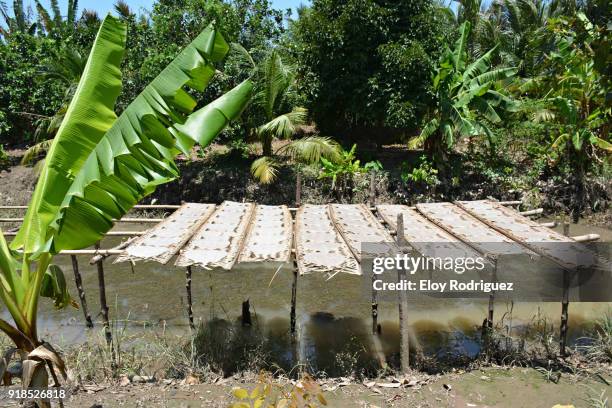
[
  {"left": 0, "top": 12, "right": 252, "bottom": 397},
  {"left": 0, "top": 0, "right": 609, "bottom": 400}
]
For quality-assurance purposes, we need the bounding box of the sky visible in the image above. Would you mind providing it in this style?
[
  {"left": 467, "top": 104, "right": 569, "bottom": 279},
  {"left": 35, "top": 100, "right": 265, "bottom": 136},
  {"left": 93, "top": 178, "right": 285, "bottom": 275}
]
[{"left": 18, "top": 0, "right": 307, "bottom": 18}]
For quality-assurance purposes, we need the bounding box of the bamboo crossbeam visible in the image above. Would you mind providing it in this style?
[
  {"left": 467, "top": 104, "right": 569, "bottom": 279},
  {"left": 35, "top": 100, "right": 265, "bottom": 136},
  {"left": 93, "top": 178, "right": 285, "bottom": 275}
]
[
  {"left": 287, "top": 201, "right": 521, "bottom": 212},
  {"left": 0, "top": 202, "right": 522, "bottom": 211},
  {"left": 539, "top": 221, "right": 557, "bottom": 228},
  {"left": 90, "top": 239, "right": 135, "bottom": 264},
  {"left": 519, "top": 208, "right": 543, "bottom": 216},
  {"left": 571, "top": 233, "right": 600, "bottom": 243},
  {"left": 0, "top": 204, "right": 181, "bottom": 210},
  {"left": 0, "top": 217, "right": 163, "bottom": 223},
  {"left": 1, "top": 231, "right": 144, "bottom": 237},
  {"left": 58, "top": 249, "right": 124, "bottom": 255}
]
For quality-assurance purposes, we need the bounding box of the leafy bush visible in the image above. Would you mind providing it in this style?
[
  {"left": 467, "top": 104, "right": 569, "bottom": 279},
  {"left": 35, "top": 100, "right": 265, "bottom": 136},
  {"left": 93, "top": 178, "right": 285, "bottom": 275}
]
[{"left": 401, "top": 156, "right": 439, "bottom": 188}]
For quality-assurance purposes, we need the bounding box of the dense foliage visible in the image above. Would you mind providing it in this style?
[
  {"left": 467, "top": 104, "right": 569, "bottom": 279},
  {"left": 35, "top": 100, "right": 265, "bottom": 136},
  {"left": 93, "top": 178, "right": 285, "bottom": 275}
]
[
  {"left": 0, "top": 0, "right": 610, "bottom": 217},
  {"left": 287, "top": 0, "right": 450, "bottom": 139}
]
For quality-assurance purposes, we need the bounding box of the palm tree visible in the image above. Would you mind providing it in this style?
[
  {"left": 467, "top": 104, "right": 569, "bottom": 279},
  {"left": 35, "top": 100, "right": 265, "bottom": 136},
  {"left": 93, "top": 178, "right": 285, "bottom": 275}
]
[
  {"left": 0, "top": 0, "right": 36, "bottom": 37},
  {"left": 250, "top": 136, "right": 341, "bottom": 184},
  {"left": 409, "top": 22, "right": 517, "bottom": 170},
  {"left": 231, "top": 45, "right": 341, "bottom": 184},
  {"left": 250, "top": 49, "right": 307, "bottom": 156},
  {"left": 33, "top": 0, "right": 79, "bottom": 39}
]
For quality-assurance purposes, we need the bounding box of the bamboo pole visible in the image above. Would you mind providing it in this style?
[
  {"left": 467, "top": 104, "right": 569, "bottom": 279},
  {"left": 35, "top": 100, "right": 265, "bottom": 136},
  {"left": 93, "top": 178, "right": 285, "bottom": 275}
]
[
  {"left": 369, "top": 172, "right": 379, "bottom": 335},
  {"left": 1, "top": 231, "right": 144, "bottom": 237},
  {"left": 0, "top": 204, "right": 181, "bottom": 210},
  {"left": 571, "top": 233, "right": 600, "bottom": 242},
  {"left": 369, "top": 171, "right": 376, "bottom": 207},
  {"left": 61, "top": 249, "right": 124, "bottom": 256},
  {"left": 285, "top": 201, "right": 521, "bottom": 212},
  {"left": 396, "top": 213, "right": 410, "bottom": 373},
  {"left": 94, "top": 242, "right": 116, "bottom": 370},
  {"left": 559, "top": 222, "right": 571, "bottom": 357},
  {"left": 70, "top": 255, "right": 94, "bottom": 328},
  {"left": 0, "top": 217, "right": 163, "bottom": 223},
  {"left": 295, "top": 171, "right": 302, "bottom": 207},
  {"left": 186, "top": 266, "right": 195, "bottom": 331},
  {"left": 89, "top": 238, "right": 135, "bottom": 264},
  {"left": 290, "top": 261, "right": 298, "bottom": 336},
  {"left": 487, "top": 262, "right": 497, "bottom": 329},
  {"left": 519, "top": 208, "right": 543, "bottom": 216},
  {"left": 290, "top": 177, "right": 301, "bottom": 336}
]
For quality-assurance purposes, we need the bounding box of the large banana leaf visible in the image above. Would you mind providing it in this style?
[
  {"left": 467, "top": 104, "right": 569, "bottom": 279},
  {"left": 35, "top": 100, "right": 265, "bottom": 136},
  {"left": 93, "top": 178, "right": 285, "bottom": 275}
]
[{"left": 12, "top": 15, "right": 252, "bottom": 255}]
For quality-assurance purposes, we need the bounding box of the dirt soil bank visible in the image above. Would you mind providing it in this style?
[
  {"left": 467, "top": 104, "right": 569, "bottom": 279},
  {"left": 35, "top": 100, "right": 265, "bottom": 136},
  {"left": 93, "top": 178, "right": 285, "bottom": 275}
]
[
  {"left": 41, "top": 367, "right": 610, "bottom": 407},
  {"left": 1, "top": 145, "right": 610, "bottom": 220}
]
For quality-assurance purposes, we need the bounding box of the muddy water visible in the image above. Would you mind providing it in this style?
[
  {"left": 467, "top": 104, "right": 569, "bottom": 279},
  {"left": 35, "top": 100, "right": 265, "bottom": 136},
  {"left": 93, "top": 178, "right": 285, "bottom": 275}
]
[{"left": 3, "top": 220, "right": 610, "bottom": 373}]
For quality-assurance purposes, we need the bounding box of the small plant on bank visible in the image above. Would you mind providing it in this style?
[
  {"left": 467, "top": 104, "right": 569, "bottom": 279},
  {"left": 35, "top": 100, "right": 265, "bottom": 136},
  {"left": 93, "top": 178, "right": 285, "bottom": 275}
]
[
  {"left": 231, "top": 372, "right": 327, "bottom": 408},
  {"left": 578, "top": 310, "right": 612, "bottom": 363},
  {"left": 318, "top": 144, "right": 362, "bottom": 190},
  {"left": 401, "top": 156, "right": 440, "bottom": 191}
]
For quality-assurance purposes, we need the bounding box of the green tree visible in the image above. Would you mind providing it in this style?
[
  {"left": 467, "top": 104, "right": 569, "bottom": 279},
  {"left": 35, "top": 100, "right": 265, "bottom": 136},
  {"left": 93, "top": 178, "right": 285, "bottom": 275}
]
[
  {"left": 288, "top": 0, "right": 448, "bottom": 140},
  {"left": 409, "top": 22, "right": 517, "bottom": 172}
]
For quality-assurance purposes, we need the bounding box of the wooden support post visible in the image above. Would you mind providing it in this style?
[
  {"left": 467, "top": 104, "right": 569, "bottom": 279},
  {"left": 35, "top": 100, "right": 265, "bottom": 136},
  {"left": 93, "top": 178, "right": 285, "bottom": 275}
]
[
  {"left": 186, "top": 266, "right": 195, "bottom": 330},
  {"left": 560, "top": 269, "right": 570, "bottom": 357},
  {"left": 559, "top": 222, "right": 571, "bottom": 357},
  {"left": 242, "top": 299, "right": 252, "bottom": 327},
  {"left": 295, "top": 171, "right": 302, "bottom": 207},
  {"left": 70, "top": 255, "right": 93, "bottom": 328},
  {"left": 290, "top": 261, "right": 298, "bottom": 336},
  {"left": 396, "top": 214, "right": 410, "bottom": 373},
  {"left": 482, "top": 261, "right": 498, "bottom": 359},
  {"left": 371, "top": 273, "right": 379, "bottom": 335},
  {"left": 369, "top": 171, "right": 376, "bottom": 208},
  {"left": 95, "top": 242, "right": 116, "bottom": 370},
  {"left": 486, "top": 261, "right": 498, "bottom": 329}
]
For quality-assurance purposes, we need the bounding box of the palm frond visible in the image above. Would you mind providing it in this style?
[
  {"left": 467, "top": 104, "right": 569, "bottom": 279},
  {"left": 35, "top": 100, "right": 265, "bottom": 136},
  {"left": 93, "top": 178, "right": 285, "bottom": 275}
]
[
  {"left": 229, "top": 43, "right": 256, "bottom": 73},
  {"left": 21, "top": 140, "right": 53, "bottom": 166},
  {"left": 67, "top": 0, "right": 77, "bottom": 26},
  {"left": 278, "top": 136, "right": 341, "bottom": 164},
  {"left": 255, "top": 50, "right": 292, "bottom": 119},
  {"left": 114, "top": 1, "right": 132, "bottom": 19},
  {"left": 251, "top": 156, "right": 279, "bottom": 184},
  {"left": 13, "top": 0, "right": 26, "bottom": 31},
  {"left": 50, "top": 0, "right": 61, "bottom": 26},
  {"left": 257, "top": 107, "right": 308, "bottom": 140},
  {"left": 35, "top": 1, "right": 53, "bottom": 33},
  {"left": 80, "top": 9, "right": 99, "bottom": 24}
]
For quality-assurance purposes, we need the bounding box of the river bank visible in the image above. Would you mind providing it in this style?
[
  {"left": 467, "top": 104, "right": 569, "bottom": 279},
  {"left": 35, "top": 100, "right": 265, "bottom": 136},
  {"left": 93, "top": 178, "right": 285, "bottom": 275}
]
[
  {"left": 14, "top": 366, "right": 612, "bottom": 407},
  {"left": 1, "top": 143, "right": 610, "bottom": 220},
  {"left": 0, "top": 145, "right": 610, "bottom": 407}
]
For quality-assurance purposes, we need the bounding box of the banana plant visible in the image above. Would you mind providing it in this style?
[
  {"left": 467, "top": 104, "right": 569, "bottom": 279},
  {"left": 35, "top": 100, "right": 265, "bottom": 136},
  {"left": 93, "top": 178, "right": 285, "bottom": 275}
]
[
  {"left": 0, "top": 13, "right": 252, "bottom": 402},
  {"left": 409, "top": 22, "right": 518, "bottom": 168}
]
